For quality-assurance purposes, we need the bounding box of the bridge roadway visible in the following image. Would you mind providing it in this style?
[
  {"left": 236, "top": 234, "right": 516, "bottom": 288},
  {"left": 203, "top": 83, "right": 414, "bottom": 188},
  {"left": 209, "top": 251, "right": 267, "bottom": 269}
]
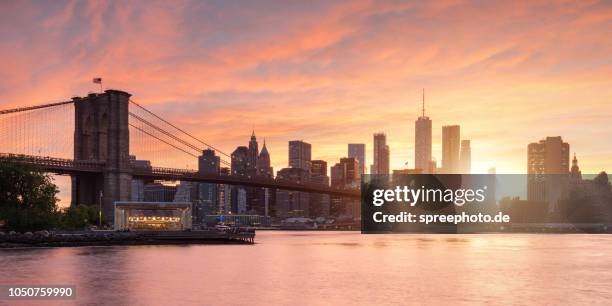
[{"left": 0, "top": 153, "right": 360, "bottom": 198}]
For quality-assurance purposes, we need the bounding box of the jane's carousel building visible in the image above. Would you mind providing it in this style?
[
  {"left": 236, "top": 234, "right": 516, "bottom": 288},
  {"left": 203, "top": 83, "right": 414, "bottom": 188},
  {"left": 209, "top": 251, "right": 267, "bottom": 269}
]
[{"left": 114, "top": 202, "right": 192, "bottom": 231}]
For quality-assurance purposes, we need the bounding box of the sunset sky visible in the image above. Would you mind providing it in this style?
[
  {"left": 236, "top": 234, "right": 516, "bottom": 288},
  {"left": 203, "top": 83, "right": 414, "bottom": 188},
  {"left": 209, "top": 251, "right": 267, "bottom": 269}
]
[{"left": 1, "top": 0, "right": 611, "bottom": 183}]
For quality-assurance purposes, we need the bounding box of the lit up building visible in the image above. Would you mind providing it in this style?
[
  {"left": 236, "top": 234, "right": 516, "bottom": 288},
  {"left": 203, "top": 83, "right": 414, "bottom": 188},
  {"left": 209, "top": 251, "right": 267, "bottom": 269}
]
[
  {"left": 527, "top": 136, "right": 570, "bottom": 212},
  {"left": 114, "top": 202, "right": 192, "bottom": 231},
  {"left": 442, "top": 125, "right": 460, "bottom": 173},
  {"left": 528, "top": 136, "right": 570, "bottom": 176},
  {"left": 371, "top": 133, "right": 389, "bottom": 175},
  {"left": 460, "top": 139, "right": 471, "bottom": 174}
]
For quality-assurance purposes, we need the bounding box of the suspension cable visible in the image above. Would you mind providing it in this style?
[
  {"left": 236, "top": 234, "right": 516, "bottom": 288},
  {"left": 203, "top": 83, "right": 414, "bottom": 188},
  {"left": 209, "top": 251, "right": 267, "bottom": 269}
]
[
  {"left": 129, "top": 112, "right": 202, "bottom": 153},
  {"left": 0, "top": 100, "right": 73, "bottom": 115},
  {"left": 129, "top": 99, "right": 231, "bottom": 158},
  {"left": 129, "top": 118, "right": 231, "bottom": 167},
  {"left": 129, "top": 123, "right": 198, "bottom": 158}
]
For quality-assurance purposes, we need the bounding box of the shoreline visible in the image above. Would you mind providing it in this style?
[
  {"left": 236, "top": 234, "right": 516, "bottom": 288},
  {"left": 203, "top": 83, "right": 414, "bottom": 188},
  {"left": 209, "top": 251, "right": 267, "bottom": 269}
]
[
  {"left": 0, "top": 239, "right": 252, "bottom": 249},
  {"left": 0, "top": 230, "right": 255, "bottom": 249}
]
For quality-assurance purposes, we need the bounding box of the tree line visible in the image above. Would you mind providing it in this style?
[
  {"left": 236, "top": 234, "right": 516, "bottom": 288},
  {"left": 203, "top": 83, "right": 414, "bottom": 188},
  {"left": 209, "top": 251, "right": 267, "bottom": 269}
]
[{"left": 0, "top": 159, "right": 100, "bottom": 232}]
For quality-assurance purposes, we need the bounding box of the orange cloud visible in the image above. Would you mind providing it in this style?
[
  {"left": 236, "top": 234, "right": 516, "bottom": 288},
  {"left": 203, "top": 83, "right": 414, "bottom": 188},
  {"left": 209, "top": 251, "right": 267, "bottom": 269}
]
[{"left": 0, "top": 0, "right": 611, "bottom": 185}]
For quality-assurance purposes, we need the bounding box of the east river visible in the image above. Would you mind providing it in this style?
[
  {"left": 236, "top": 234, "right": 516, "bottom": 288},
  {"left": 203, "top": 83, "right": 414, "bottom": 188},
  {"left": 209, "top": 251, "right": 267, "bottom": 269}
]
[{"left": 1, "top": 231, "right": 611, "bottom": 305}]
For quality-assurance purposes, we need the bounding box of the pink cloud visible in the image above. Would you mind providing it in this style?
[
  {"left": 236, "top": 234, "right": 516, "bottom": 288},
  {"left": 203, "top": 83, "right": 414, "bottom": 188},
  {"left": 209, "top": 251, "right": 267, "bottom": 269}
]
[{"left": 0, "top": 0, "right": 611, "bottom": 177}]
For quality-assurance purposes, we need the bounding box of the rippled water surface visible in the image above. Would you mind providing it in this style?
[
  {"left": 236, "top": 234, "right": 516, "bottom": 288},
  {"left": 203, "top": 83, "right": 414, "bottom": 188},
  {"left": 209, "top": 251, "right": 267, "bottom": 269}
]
[{"left": 1, "top": 231, "right": 612, "bottom": 305}]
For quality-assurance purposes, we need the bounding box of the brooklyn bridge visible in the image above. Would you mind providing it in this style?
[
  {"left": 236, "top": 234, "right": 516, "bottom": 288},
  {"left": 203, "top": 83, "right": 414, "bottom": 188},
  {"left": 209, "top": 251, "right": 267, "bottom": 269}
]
[{"left": 0, "top": 90, "right": 359, "bottom": 222}]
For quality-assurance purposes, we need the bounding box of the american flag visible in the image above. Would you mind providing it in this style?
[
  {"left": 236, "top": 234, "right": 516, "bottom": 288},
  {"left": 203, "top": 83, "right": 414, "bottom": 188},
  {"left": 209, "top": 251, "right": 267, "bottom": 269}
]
[{"left": 92, "top": 77, "right": 102, "bottom": 84}]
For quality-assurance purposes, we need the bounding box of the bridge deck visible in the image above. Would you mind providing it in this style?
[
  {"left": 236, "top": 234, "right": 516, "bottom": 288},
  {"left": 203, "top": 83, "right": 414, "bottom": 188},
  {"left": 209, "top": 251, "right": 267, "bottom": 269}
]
[{"left": 0, "top": 153, "right": 360, "bottom": 198}]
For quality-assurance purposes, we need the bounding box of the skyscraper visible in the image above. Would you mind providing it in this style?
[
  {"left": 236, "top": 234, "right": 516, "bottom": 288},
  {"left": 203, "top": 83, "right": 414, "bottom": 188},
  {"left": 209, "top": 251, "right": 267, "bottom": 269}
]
[
  {"left": 247, "top": 131, "right": 259, "bottom": 175},
  {"left": 442, "top": 125, "right": 460, "bottom": 173},
  {"left": 415, "top": 89, "right": 432, "bottom": 173},
  {"left": 331, "top": 157, "right": 361, "bottom": 219},
  {"left": 348, "top": 144, "right": 366, "bottom": 176},
  {"left": 570, "top": 153, "right": 582, "bottom": 180},
  {"left": 331, "top": 157, "right": 360, "bottom": 188},
  {"left": 231, "top": 146, "right": 249, "bottom": 176},
  {"left": 330, "top": 162, "right": 345, "bottom": 218},
  {"left": 289, "top": 140, "right": 311, "bottom": 172},
  {"left": 275, "top": 167, "right": 310, "bottom": 218},
  {"left": 256, "top": 140, "right": 273, "bottom": 178},
  {"left": 255, "top": 140, "right": 273, "bottom": 217},
  {"left": 311, "top": 160, "right": 328, "bottom": 177},
  {"left": 371, "top": 133, "right": 389, "bottom": 175},
  {"left": 230, "top": 146, "right": 249, "bottom": 213},
  {"left": 197, "top": 149, "right": 221, "bottom": 221},
  {"left": 527, "top": 136, "right": 570, "bottom": 212},
  {"left": 528, "top": 136, "right": 570, "bottom": 176},
  {"left": 310, "top": 160, "right": 330, "bottom": 218},
  {"left": 460, "top": 139, "right": 471, "bottom": 174},
  {"left": 218, "top": 167, "right": 231, "bottom": 214},
  {"left": 199, "top": 149, "right": 221, "bottom": 174}
]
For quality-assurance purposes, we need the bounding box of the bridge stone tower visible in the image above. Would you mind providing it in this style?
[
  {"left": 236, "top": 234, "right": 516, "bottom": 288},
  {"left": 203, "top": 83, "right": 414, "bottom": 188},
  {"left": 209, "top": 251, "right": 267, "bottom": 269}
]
[{"left": 71, "top": 90, "right": 132, "bottom": 224}]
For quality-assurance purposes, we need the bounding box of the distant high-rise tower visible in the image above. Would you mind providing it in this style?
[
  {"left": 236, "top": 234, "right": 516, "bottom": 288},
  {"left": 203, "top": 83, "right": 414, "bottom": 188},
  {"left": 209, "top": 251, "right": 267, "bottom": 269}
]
[
  {"left": 198, "top": 149, "right": 220, "bottom": 174},
  {"left": 527, "top": 136, "right": 570, "bottom": 212},
  {"left": 460, "top": 139, "right": 471, "bottom": 174},
  {"left": 197, "top": 149, "right": 221, "bottom": 221},
  {"left": 331, "top": 157, "right": 360, "bottom": 189},
  {"left": 570, "top": 153, "right": 582, "bottom": 180},
  {"left": 527, "top": 136, "right": 570, "bottom": 176},
  {"left": 231, "top": 146, "right": 249, "bottom": 176},
  {"left": 230, "top": 146, "right": 249, "bottom": 213},
  {"left": 257, "top": 140, "right": 273, "bottom": 178},
  {"left": 442, "top": 125, "right": 460, "bottom": 173},
  {"left": 371, "top": 133, "right": 389, "bottom": 175},
  {"left": 415, "top": 89, "right": 432, "bottom": 173},
  {"left": 289, "top": 140, "right": 312, "bottom": 172},
  {"left": 348, "top": 144, "right": 366, "bottom": 176},
  {"left": 309, "top": 160, "right": 331, "bottom": 218},
  {"left": 218, "top": 167, "right": 231, "bottom": 213},
  {"left": 247, "top": 131, "right": 259, "bottom": 174},
  {"left": 311, "top": 160, "right": 328, "bottom": 177},
  {"left": 254, "top": 139, "right": 273, "bottom": 216},
  {"left": 275, "top": 167, "right": 310, "bottom": 218}
]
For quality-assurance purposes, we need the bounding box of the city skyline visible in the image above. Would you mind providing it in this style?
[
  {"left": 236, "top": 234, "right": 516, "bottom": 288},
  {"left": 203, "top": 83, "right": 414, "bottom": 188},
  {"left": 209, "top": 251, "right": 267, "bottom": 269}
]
[
  {"left": 2, "top": 3, "right": 612, "bottom": 305},
  {"left": 1, "top": 1, "right": 611, "bottom": 178}
]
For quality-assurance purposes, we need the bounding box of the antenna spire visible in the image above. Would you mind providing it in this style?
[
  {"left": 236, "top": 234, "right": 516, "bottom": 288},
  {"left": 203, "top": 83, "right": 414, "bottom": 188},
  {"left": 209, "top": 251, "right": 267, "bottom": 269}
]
[{"left": 422, "top": 88, "right": 425, "bottom": 117}]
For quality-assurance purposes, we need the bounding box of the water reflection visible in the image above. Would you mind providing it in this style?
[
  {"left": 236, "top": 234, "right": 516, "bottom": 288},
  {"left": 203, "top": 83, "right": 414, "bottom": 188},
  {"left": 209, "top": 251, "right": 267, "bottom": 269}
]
[{"left": 1, "top": 232, "right": 612, "bottom": 305}]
